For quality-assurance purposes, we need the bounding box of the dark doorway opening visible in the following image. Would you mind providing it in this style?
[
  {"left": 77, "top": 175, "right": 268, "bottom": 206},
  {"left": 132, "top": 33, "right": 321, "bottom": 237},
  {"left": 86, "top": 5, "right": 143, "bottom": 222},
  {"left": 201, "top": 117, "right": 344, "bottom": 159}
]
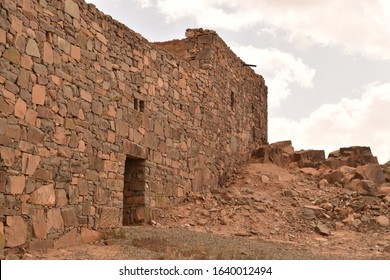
[{"left": 123, "top": 156, "right": 146, "bottom": 225}]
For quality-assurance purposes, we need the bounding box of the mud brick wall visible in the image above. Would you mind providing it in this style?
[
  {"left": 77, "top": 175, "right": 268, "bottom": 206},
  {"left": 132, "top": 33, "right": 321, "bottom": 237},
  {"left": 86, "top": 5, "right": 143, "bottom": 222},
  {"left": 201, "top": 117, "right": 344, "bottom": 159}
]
[{"left": 0, "top": 0, "right": 267, "bottom": 250}]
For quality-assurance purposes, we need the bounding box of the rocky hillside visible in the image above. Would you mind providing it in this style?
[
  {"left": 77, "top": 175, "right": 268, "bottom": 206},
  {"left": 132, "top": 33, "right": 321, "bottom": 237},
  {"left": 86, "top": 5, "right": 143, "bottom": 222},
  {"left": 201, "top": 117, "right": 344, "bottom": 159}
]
[{"left": 158, "top": 141, "right": 390, "bottom": 257}]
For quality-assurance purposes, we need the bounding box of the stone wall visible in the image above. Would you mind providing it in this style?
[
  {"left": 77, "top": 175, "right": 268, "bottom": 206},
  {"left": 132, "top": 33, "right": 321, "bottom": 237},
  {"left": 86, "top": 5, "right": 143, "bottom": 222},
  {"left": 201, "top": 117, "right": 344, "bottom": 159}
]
[{"left": 0, "top": 0, "right": 267, "bottom": 250}]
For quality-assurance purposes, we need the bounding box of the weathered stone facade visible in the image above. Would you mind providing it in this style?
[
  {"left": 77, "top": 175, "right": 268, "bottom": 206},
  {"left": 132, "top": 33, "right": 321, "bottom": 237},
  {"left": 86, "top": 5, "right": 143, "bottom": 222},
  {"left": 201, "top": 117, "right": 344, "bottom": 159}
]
[{"left": 0, "top": 0, "right": 267, "bottom": 250}]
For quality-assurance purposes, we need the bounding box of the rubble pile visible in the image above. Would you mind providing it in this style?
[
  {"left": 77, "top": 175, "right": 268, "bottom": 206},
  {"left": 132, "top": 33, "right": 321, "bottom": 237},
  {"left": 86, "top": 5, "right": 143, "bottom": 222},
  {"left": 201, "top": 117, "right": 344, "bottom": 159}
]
[{"left": 160, "top": 141, "right": 390, "bottom": 256}]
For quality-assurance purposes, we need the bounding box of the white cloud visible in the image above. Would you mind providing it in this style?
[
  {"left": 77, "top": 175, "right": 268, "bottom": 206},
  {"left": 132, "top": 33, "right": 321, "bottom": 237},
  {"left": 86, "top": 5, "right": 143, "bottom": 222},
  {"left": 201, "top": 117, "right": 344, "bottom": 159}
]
[
  {"left": 136, "top": 0, "right": 390, "bottom": 60},
  {"left": 231, "top": 44, "right": 315, "bottom": 107},
  {"left": 269, "top": 82, "right": 390, "bottom": 163}
]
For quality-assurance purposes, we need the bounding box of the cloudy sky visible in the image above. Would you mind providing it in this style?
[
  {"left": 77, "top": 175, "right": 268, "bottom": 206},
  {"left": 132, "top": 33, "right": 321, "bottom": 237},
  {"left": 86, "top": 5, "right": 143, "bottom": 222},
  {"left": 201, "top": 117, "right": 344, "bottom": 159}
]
[{"left": 86, "top": 0, "right": 390, "bottom": 163}]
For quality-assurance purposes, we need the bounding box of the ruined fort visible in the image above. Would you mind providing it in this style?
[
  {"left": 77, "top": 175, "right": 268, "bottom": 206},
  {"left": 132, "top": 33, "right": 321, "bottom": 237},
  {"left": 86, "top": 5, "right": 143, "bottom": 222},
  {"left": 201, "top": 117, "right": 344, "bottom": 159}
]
[{"left": 0, "top": 0, "right": 267, "bottom": 249}]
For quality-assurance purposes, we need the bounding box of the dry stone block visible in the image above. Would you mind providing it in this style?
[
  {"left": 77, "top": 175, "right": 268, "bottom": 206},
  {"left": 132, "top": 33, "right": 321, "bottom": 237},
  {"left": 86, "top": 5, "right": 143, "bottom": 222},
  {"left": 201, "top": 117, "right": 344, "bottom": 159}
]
[
  {"left": 26, "top": 39, "right": 40, "bottom": 58},
  {"left": 0, "top": 147, "right": 15, "bottom": 166},
  {"left": 43, "top": 42, "right": 54, "bottom": 64},
  {"left": 32, "top": 84, "right": 46, "bottom": 105},
  {"left": 3, "top": 47, "right": 21, "bottom": 64},
  {"left": 27, "top": 126, "right": 45, "bottom": 143},
  {"left": 55, "top": 189, "right": 68, "bottom": 207},
  {"left": 47, "top": 208, "right": 64, "bottom": 231},
  {"left": 64, "top": 0, "right": 80, "bottom": 19},
  {"left": 80, "top": 228, "right": 101, "bottom": 243},
  {"left": 0, "top": 230, "right": 5, "bottom": 251},
  {"left": 32, "top": 209, "right": 47, "bottom": 239},
  {"left": 14, "top": 98, "right": 27, "bottom": 118},
  {"left": 22, "top": 153, "right": 41, "bottom": 175},
  {"left": 98, "top": 207, "right": 121, "bottom": 228},
  {"left": 5, "top": 216, "right": 27, "bottom": 247},
  {"left": 61, "top": 207, "right": 78, "bottom": 227},
  {"left": 57, "top": 37, "right": 70, "bottom": 54},
  {"left": 54, "top": 228, "right": 77, "bottom": 249},
  {"left": 30, "top": 184, "right": 55, "bottom": 206},
  {"left": 9, "top": 175, "right": 26, "bottom": 194}
]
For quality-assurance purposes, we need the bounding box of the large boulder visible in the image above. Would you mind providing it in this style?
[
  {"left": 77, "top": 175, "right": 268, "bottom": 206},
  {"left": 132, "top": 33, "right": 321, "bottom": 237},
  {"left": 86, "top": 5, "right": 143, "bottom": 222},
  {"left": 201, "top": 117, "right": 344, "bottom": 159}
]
[
  {"left": 253, "top": 140, "right": 294, "bottom": 168},
  {"left": 293, "top": 149, "right": 325, "bottom": 168}
]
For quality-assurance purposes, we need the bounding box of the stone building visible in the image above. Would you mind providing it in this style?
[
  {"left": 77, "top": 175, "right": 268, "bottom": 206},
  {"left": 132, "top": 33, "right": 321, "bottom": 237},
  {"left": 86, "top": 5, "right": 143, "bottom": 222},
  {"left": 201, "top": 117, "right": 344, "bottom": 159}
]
[{"left": 0, "top": 0, "right": 267, "bottom": 250}]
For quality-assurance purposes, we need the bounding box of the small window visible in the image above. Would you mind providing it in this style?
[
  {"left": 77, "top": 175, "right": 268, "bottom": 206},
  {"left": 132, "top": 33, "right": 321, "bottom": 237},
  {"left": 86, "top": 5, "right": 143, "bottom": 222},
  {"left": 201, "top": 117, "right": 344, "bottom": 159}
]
[
  {"left": 134, "top": 98, "right": 138, "bottom": 111},
  {"left": 133, "top": 98, "right": 145, "bottom": 112}
]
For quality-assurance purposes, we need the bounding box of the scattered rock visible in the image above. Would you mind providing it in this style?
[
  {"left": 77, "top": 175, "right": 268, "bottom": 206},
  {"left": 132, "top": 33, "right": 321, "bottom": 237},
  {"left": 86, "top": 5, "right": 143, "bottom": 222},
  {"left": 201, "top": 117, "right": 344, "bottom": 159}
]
[
  {"left": 302, "top": 208, "right": 316, "bottom": 220},
  {"left": 197, "top": 219, "right": 208, "bottom": 226},
  {"left": 315, "top": 223, "right": 331, "bottom": 236},
  {"left": 376, "top": 216, "right": 389, "bottom": 227},
  {"left": 261, "top": 175, "right": 269, "bottom": 183}
]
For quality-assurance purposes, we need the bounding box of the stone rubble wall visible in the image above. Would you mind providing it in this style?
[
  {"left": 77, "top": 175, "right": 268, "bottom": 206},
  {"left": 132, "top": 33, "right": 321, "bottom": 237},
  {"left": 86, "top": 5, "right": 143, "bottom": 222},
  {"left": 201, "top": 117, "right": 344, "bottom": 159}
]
[{"left": 0, "top": 0, "right": 267, "bottom": 251}]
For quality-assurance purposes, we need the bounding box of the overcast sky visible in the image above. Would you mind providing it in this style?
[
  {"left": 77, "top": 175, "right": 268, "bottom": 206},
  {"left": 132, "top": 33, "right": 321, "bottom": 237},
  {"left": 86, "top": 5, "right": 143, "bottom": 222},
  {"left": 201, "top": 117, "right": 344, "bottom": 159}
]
[{"left": 86, "top": 0, "right": 390, "bottom": 163}]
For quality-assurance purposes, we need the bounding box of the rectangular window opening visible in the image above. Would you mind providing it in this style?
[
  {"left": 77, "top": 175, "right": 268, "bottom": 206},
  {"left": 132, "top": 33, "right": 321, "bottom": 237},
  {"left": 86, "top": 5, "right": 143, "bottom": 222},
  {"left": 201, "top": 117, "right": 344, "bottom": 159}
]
[
  {"left": 134, "top": 98, "right": 139, "bottom": 111},
  {"left": 139, "top": 100, "right": 145, "bottom": 112}
]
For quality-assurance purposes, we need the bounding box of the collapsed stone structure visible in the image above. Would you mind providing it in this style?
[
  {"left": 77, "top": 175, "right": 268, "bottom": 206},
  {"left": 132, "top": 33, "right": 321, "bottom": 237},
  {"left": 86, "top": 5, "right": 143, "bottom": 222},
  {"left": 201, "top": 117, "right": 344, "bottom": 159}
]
[{"left": 0, "top": 0, "right": 267, "bottom": 250}]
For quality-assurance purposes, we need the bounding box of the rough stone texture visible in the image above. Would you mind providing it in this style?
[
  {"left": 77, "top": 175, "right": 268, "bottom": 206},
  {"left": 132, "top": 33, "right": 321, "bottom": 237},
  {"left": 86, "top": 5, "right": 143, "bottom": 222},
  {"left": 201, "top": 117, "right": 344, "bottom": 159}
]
[
  {"left": 98, "top": 207, "right": 121, "bottom": 228},
  {"left": 26, "top": 39, "right": 40, "bottom": 58},
  {"left": 30, "top": 184, "right": 56, "bottom": 206},
  {"left": 355, "top": 164, "right": 385, "bottom": 185},
  {"left": 47, "top": 208, "right": 65, "bottom": 231},
  {"left": 65, "top": 0, "right": 80, "bottom": 19},
  {"left": 8, "top": 175, "right": 26, "bottom": 194},
  {"left": 61, "top": 207, "right": 78, "bottom": 227},
  {"left": 376, "top": 215, "right": 389, "bottom": 227},
  {"left": 54, "top": 228, "right": 77, "bottom": 249},
  {"left": 4, "top": 216, "right": 27, "bottom": 247},
  {"left": 1, "top": 0, "right": 267, "bottom": 249},
  {"left": 32, "top": 209, "right": 47, "bottom": 239},
  {"left": 80, "top": 228, "right": 101, "bottom": 243}
]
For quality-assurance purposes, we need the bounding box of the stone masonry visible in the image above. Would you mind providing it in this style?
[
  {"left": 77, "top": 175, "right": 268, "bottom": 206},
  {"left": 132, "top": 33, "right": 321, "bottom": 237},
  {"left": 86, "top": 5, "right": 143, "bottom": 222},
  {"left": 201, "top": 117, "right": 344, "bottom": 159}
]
[{"left": 0, "top": 0, "right": 267, "bottom": 250}]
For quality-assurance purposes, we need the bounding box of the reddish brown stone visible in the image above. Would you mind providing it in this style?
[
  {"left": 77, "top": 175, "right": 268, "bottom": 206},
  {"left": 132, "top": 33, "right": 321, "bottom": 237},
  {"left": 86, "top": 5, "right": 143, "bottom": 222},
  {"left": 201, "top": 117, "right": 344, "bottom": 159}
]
[
  {"left": 355, "top": 164, "right": 385, "bottom": 185},
  {"left": 3, "top": 47, "right": 21, "bottom": 64},
  {"left": 21, "top": 153, "right": 41, "bottom": 175},
  {"left": 98, "top": 207, "right": 121, "bottom": 228},
  {"left": 25, "top": 109, "right": 38, "bottom": 125},
  {"left": 8, "top": 175, "right": 26, "bottom": 194},
  {"left": 0, "top": 147, "right": 15, "bottom": 167},
  {"left": 14, "top": 98, "right": 27, "bottom": 119},
  {"left": 55, "top": 189, "right": 68, "bottom": 207},
  {"left": 322, "top": 170, "right": 344, "bottom": 184},
  {"left": 61, "top": 207, "right": 78, "bottom": 227},
  {"left": 30, "top": 184, "right": 55, "bottom": 206},
  {"left": 54, "top": 228, "right": 77, "bottom": 249},
  {"left": 80, "top": 228, "right": 101, "bottom": 243},
  {"left": 32, "top": 84, "right": 46, "bottom": 105},
  {"left": 43, "top": 42, "right": 54, "bottom": 64},
  {"left": 5, "top": 216, "right": 27, "bottom": 247},
  {"left": 32, "top": 209, "right": 47, "bottom": 239},
  {"left": 78, "top": 178, "right": 89, "bottom": 195},
  {"left": 17, "top": 68, "right": 30, "bottom": 89},
  {"left": 11, "top": 15, "right": 22, "bottom": 34},
  {"left": 71, "top": 45, "right": 80, "bottom": 61},
  {"left": 0, "top": 96, "right": 14, "bottom": 116},
  {"left": 47, "top": 208, "right": 64, "bottom": 231},
  {"left": 20, "top": 54, "right": 33, "bottom": 70}
]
